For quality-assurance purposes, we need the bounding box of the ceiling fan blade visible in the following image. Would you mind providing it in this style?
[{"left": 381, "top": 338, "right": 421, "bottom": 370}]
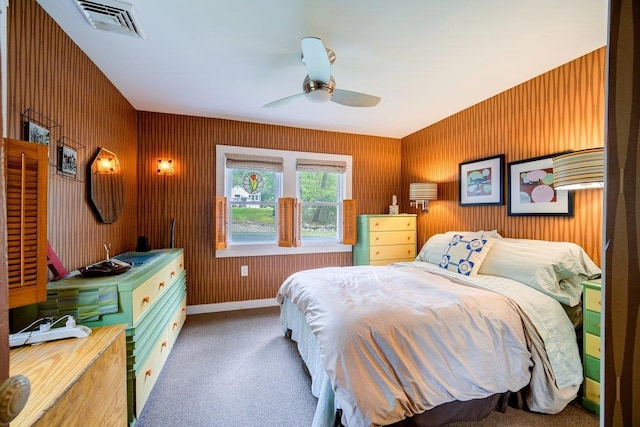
[
  {"left": 263, "top": 93, "right": 305, "bottom": 108},
  {"left": 301, "top": 37, "right": 331, "bottom": 84},
  {"left": 331, "top": 89, "right": 381, "bottom": 107}
]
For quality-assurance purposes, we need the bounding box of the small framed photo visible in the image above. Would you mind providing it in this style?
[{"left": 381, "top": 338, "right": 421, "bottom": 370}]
[
  {"left": 459, "top": 154, "right": 504, "bottom": 206},
  {"left": 24, "top": 120, "right": 50, "bottom": 145},
  {"left": 59, "top": 145, "right": 78, "bottom": 176},
  {"left": 507, "top": 153, "right": 574, "bottom": 217}
]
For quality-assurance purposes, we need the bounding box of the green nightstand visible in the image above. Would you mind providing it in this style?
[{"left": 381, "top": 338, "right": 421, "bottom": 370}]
[{"left": 582, "top": 279, "right": 601, "bottom": 415}]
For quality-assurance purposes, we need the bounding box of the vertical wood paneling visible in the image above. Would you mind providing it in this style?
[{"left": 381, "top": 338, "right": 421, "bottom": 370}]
[
  {"left": 138, "top": 113, "right": 401, "bottom": 305},
  {"left": 7, "top": 0, "right": 138, "bottom": 272},
  {"left": 604, "top": 0, "right": 640, "bottom": 425},
  {"left": 402, "top": 49, "right": 606, "bottom": 264}
]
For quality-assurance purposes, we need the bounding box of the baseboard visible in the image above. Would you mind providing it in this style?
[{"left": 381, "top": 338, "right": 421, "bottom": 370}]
[{"left": 186, "top": 298, "right": 279, "bottom": 315}]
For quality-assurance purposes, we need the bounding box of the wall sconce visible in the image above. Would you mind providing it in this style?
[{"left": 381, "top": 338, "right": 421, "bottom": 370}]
[
  {"left": 409, "top": 182, "right": 438, "bottom": 212},
  {"left": 93, "top": 148, "right": 120, "bottom": 174},
  {"left": 157, "top": 159, "right": 175, "bottom": 176},
  {"left": 552, "top": 148, "right": 604, "bottom": 190}
]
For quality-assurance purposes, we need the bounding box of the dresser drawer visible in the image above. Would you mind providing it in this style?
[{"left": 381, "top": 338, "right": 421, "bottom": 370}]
[
  {"left": 168, "top": 296, "right": 187, "bottom": 348},
  {"left": 132, "top": 253, "right": 185, "bottom": 324},
  {"left": 584, "top": 354, "right": 600, "bottom": 381},
  {"left": 370, "top": 244, "right": 415, "bottom": 262},
  {"left": 584, "top": 310, "right": 601, "bottom": 337},
  {"left": 585, "top": 332, "right": 601, "bottom": 359},
  {"left": 369, "top": 216, "right": 415, "bottom": 232},
  {"left": 584, "top": 287, "right": 601, "bottom": 313},
  {"left": 370, "top": 230, "right": 415, "bottom": 246},
  {"left": 584, "top": 377, "right": 600, "bottom": 405},
  {"left": 135, "top": 329, "right": 171, "bottom": 418}
]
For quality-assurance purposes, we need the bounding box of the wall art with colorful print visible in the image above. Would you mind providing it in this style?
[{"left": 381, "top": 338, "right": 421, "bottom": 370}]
[{"left": 459, "top": 154, "right": 504, "bottom": 206}]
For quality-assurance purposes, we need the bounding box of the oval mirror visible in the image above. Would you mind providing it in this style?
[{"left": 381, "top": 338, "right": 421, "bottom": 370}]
[{"left": 89, "top": 147, "right": 124, "bottom": 223}]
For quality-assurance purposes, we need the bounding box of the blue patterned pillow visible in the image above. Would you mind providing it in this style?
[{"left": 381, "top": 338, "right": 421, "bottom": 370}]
[{"left": 438, "top": 234, "right": 495, "bottom": 276}]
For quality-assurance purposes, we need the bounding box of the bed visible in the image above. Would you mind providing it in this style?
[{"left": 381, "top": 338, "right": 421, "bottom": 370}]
[{"left": 276, "top": 231, "right": 601, "bottom": 427}]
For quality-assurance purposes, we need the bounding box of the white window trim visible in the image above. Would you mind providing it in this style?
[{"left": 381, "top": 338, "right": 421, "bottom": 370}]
[{"left": 216, "top": 145, "right": 353, "bottom": 258}]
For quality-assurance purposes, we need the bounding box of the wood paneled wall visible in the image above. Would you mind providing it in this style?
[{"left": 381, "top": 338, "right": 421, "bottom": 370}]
[
  {"left": 402, "top": 49, "right": 606, "bottom": 264},
  {"left": 603, "top": 0, "right": 640, "bottom": 424},
  {"left": 138, "top": 113, "right": 401, "bottom": 305},
  {"left": 6, "top": 0, "right": 138, "bottom": 272}
]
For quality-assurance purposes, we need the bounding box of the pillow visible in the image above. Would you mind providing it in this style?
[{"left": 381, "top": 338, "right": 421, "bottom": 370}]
[
  {"left": 416, "top": 230, "right": 502, "bottom": 264},
  {"left": 478, "top": 238, "right": 601, "bottom": 306},
  {"left": 438, "top": 234, "right": 495, "bottom": 276}
]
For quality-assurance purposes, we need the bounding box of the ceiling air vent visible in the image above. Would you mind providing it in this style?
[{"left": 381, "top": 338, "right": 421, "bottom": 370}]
[{"left": 72, "top": 0, "right": 146, "bottom": 39}]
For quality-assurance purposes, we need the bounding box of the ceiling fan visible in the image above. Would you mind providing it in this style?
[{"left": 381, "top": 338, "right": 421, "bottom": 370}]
[{"left": 263, "top": 37, "right": 381, "bottom": 108}]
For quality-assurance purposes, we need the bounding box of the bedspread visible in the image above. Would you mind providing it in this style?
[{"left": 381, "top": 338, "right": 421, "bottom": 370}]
[{"left": 278, "top": 264, "right": 565, "bottom": 426}]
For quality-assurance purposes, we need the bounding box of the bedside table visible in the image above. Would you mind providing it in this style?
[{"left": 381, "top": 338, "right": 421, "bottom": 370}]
[
  {"left": 582, "top": 279, "right": 601, "bottom": 415},
  {"left": 353, "top": 214, "right": 416, "bottom": 265}
]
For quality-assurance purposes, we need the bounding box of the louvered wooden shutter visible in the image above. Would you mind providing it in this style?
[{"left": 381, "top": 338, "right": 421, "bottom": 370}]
[
  {"left": 214, "top": 196, "right": 228, "bottom": 250},
  {"left": 342, "top": 199, "right": 357, "bottom": 245},
  {"left": 278, "top": 198, "right": 301, "bottom": 247},
  {"left": 5, "top": 138, "right": 48, "bottom": 308}
]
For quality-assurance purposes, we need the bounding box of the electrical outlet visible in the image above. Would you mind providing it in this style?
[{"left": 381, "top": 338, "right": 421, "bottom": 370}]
[{"left": 241, "top": 265, "right": 248, "bottom": 277}]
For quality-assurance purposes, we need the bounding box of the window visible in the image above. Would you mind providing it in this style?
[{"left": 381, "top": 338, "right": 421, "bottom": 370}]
[{"left": 216, "top": 145, "right": 353, "bottom": 257}]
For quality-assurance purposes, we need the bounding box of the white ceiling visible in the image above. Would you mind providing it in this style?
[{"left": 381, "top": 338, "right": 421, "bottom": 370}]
[{"left": 36, "top": 0, "right": 608, "bottom": 139}]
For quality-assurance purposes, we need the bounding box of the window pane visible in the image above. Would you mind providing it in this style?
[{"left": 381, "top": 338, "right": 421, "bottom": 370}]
[
  {"left": 230, "top": 169, "right": 276, "bottom": 202},
  {"left": 301, "top": 205, "right": 338, "bottom": 242},
  {"left": 298, "top": 171, "right": 338, "bottom": 203},
  {"left": 230, "top": 205, "right": 276, "bottom": 243}
]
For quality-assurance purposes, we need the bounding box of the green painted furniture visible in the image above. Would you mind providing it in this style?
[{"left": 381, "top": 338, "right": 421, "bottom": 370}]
[
  {"left": 353, "top": 214, "right": 416, "bottom": 265},
  {"left": 41, "top": 249, "right": 187, "bottom": 425},
  {"left": 582, "top": 279, "right": 601, "bottom": 415}
]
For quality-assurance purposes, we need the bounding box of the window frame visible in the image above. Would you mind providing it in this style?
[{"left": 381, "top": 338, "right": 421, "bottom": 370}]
[
  {"left": 216, "top": 145, "right": 353, "bottom": 258},
  {"left": 296, "top": 170, "right": 344, "bottom": 244}
]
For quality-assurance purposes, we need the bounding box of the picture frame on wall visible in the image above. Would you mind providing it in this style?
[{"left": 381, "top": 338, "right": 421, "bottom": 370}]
[
  {"left": 58, "top": 145, "right": 78, "bottom": 176},
  {"left": 459, "top": 154, "right": 504, "bottom": 206},
  {"left": 507, "top": 153, "right": 574, "bottom": 217},
  {"left": 24, "top": 120, "right": 50, "bottom": 145}
]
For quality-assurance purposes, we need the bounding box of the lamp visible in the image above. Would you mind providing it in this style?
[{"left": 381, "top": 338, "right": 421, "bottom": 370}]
[
  {"left": 552, "top": 148, "right": 604, "bottom": 190},
  {"left": 157, "top": 159, "right": 175, "bottom": 176},
  {"left": 409, "top": 182, "right": 437, "bottom": 212}
]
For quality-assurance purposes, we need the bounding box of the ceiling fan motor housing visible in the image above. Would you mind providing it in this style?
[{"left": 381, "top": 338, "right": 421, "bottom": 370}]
[{"left": 303, "top": 76, "right": 335, "bottom": 103}]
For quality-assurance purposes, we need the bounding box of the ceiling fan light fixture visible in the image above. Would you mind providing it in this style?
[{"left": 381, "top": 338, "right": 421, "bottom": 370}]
[{"left": 303, "top": 76, "right": 335, "bottom": 103}]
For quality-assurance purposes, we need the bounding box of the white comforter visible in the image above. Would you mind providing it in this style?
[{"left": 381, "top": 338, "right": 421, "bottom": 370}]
[{"left": 276, "top": 262, "right": 582, "bottom": 427}]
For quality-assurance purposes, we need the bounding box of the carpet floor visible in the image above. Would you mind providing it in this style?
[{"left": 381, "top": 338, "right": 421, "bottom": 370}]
[{"left": 136, "top": 306, "right": 599, "bottom": 427}]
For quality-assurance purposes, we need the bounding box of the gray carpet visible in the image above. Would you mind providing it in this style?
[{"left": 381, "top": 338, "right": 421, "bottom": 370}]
[{"left": 136, "top": 306, "right": 599, "bottom": 427}]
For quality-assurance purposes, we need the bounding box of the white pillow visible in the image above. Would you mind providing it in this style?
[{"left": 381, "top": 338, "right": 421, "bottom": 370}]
[
  {"left": 478, "top": 238, "right": 601, "bottom": 306},
  {"left": 437, "top": 234, "right": 495, "bottom": 276},
  {"left": 416, "top": 230, "right": 502, "bottom": 264}
]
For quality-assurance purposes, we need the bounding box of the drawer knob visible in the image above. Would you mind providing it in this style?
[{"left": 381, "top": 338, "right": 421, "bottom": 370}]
[
  {"left": 170, "top": 271, "right": 176, "bottom": 277},
  {"left": 161, "top": 340, "right": 167, "bottom": 349},
  {"left": 142, "top": 296, "right": 150, "bottom": 304},
  {"left": 158, "top": 281, "right": 165, "bottom": 289},
  {"left": 182, "top": 308, "right": 186, "bottom": 313},
  {"left": 145, "top": 369, "right": 152, "bottom": 377},
  {"left": 173, "top": 322, "right": 178, "bottom": 329},
  {"left": 375, "top": 237, "right": 379, "bottom": 241},
  {"left": 180, "top": 263, "right": 184, "bottom": 269}
]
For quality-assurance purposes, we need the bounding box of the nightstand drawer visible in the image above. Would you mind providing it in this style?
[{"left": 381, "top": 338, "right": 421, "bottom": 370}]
[
  {"left": 585, "top": 354, "right": 600, "bottom": 381},
  {"left": 370, "top": 231, "right": 415, "bottom": 246},
  {"left": 584, "top": 310, "right": 601, "bottom": 336},
  {"left": 584, "top": 287, "right": 601, "bottom": 313},
  {"left": 585, "top": 332, "right": 601, "bottom": 359},
  {"left": 370, "top": 244, "right": 416, "bottom": 262},
  {"left": 369, "top": 216, "right": 415, "bottom": 232},
  {"left": 584, "top": 377, "right": 600, "bottom": 405}
]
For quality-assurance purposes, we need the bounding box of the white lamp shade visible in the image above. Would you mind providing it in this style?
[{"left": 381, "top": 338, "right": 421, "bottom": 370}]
[
  {"left": 552, "top": 148, "right": 604, "bottom": 190},
  {"left": 409, "top": 182, "right": 438, "bottom": 200}
]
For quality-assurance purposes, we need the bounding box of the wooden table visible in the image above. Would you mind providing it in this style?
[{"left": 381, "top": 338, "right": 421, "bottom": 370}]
[{"left": 10, "top": 324, "right": 127, "bottom": 426}]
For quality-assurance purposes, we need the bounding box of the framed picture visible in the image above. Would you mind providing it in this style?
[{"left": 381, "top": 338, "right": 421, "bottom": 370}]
[
  {"left": 459, "top": 154, "right": 504, "bottom": 206},
  {"left": 58, "top": 145, "right": 78, "bottom": 176},
  {"left": 24, "top": 120, "right": 50, "bottom": 145},
  {"left": 507, "top": 153, "right": 574, "bottom": 217}
]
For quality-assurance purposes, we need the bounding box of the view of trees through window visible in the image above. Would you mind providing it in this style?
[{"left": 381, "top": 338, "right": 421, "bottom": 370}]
[
  {"left": 299, "top": 171, "right": 340, "bottom": 241},
  {"left": 229, "top": 168, "right": 278, "bottom": 243}
]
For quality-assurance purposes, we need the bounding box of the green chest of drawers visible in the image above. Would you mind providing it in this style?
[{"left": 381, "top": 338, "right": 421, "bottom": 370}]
[
  {"left": 353, "top": 214, "right": 417, "bottom": 265},
  {"left": 582, "top": 279, "right": 601, "bottom": 415},
  {"left": 40, "top": 249, "right": 187, "bottom": 425}
]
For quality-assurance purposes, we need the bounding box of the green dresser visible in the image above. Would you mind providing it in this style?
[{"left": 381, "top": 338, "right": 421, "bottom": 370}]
[
  {"left": 353, "top": 214, "right": 416, "bottom": 265},
  {"left": 582, "top": 279, "right": 601, "bottom": 415},
  {"left": 40, "top": 249, "right": 187, "bottom": 426}
]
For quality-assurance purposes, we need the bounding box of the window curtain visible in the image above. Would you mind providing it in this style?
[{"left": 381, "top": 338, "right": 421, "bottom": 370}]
[{"left": 226, "top": 153, "right": 284, "bottom": 172}]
